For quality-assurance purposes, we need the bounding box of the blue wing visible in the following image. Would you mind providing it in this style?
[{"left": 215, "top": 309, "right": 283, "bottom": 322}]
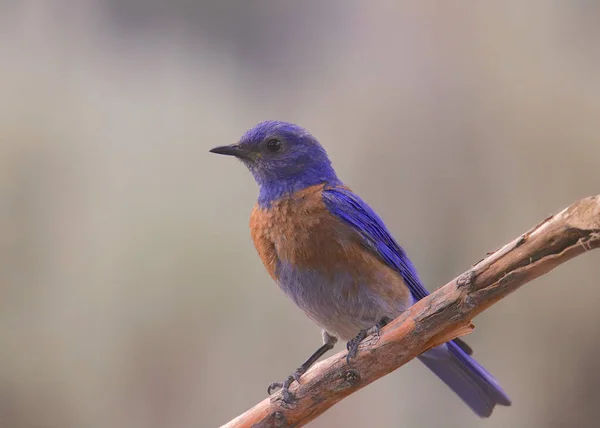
[
  {"left": 322, "top": 186, "right": 512, "bottom": 416},
  {"left": 322, "top": 186, "right": 430, "bottom": 301}
]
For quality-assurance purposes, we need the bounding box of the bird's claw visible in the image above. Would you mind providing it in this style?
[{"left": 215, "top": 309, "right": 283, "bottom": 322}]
[
  {"left": 266, "top": 367, "right": 306, "bottom": 402},
  {"left": 267, "top": 378, "right": 294, "bottom": 402},
  {"left": 292, "top": 369, "right": 304, "bottom": 383},
  {"left": 267, "top": 380, "right": 284, "bottom": 396},
  {"left": 371, "top": 316, "right": 392, "bottom": 338},
  {"left": 345, "top": 317, "right": 392, "bottom": 366},
  {"left": 346, "top": 329, "right": 368, "bottom": 366}
]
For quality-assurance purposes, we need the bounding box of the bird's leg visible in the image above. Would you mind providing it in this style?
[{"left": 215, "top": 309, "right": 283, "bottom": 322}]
[
  {"left": 372, "top": 316, "right": 392, "bottom": 337},
  {"left": 267, "top": 331, "right": 337, "bottom": 402},
  {"left": 346, "top": 316, "right": 393, "bottom": 365},
  {"left": 345, "top": 329, "right": 369, "bottom": 365}
]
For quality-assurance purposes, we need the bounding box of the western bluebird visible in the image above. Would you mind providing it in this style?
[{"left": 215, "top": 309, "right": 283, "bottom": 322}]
[{"left": 210, "top": 121, "right": 510, "bottom": 417}]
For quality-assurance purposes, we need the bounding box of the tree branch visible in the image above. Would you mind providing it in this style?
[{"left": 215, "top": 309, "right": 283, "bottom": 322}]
[{"left": 222, "top": 195, "right": 600, "bottom": 428}]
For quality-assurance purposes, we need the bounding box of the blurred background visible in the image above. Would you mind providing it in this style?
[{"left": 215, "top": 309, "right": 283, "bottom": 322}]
[{"left": 1, "top": 1, "right": 600, "bottom": 427}]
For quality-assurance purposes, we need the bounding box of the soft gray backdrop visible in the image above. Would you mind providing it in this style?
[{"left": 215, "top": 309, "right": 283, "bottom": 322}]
[{"left": 1, "top": 1, "right": 600, "bottom": 427}]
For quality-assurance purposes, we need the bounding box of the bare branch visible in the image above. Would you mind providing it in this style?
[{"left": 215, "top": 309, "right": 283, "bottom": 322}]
[{"left": 222, "top": 195, "right": 600, "bottom": 428}]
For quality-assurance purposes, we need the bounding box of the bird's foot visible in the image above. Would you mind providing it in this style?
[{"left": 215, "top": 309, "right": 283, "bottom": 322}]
[
  {"left": 346, "top": 317, "right": 393, "bottom": 366},
  {"left": 370, "top": 316, "right": 392, "bottom": 338},
  {"left": 346, "top": 329, "right": 369, "bottom": 366},
  {"left": 267, "top": 367, "right": 306, "bottom": 402}
]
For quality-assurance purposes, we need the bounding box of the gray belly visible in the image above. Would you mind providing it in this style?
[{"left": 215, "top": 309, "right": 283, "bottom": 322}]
[{"left": 276, "top": 263, "right": 413, "bottom": 340}]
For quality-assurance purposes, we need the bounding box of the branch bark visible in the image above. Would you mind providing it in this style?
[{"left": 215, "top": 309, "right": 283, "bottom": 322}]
[{"left": 222, "top": 195, "right": 600, "bottom": 428}]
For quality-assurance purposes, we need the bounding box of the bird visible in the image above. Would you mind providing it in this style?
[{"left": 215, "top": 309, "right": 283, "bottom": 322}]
[{"left": 210, "top": 120, "right": 511, "bottom": 417}]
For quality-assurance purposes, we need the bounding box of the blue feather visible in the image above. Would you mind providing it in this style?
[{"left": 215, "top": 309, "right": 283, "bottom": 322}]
[
  {"left": 322, "top": 186, "right": 429, "bottom": 301},
  {"left": 212, "top": 120, "right": 511, "bottom": 416},
  {"left": 322, "top": 185, "right": 511, "bottom": 417}
]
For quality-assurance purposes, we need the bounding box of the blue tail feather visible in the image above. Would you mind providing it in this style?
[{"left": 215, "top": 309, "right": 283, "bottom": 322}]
[{"left": 418, "top": 340, "right": 511, "bottom": 417}]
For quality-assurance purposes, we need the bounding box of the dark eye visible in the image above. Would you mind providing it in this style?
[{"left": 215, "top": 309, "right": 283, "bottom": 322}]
[{"left": 266, "top": 139, "right": 282, "bottom": 152}]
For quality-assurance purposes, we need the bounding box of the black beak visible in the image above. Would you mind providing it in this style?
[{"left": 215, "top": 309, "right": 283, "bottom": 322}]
[{"left": 209, "top": 144, "right": 249, "bottom": 158}]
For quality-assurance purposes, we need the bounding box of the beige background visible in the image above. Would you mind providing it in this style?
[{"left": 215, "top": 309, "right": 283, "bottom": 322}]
[{"left": 1, "top": 1, "right": 600, "bottom": 427}]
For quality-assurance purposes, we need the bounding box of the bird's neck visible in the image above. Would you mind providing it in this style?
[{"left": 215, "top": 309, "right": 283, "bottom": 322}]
[{"left": 257, "top": 170, "right": 341, "bottom": 207}]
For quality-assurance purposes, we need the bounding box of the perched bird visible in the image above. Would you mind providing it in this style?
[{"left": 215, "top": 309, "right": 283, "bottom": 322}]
[{"left": 210, "top": 121, "right": 511, "bottom": 417}]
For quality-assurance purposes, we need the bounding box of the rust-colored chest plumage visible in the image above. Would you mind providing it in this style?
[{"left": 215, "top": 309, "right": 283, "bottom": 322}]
[
  {"left": 248, "top": 184, "right": 411, "bottom": 339},
  {"left": 249, "top": 184, "right": 346, "bottom": 279}
]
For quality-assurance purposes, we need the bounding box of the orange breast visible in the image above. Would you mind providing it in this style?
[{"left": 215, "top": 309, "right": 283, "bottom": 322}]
[{"left": 249, "top": 184, "right": 411, "bottom": 307}]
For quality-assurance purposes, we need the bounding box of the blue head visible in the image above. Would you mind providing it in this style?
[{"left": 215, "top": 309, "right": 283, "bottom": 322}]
[{"left": 210, "top": 121, "right": 341, "bottom": 206}]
